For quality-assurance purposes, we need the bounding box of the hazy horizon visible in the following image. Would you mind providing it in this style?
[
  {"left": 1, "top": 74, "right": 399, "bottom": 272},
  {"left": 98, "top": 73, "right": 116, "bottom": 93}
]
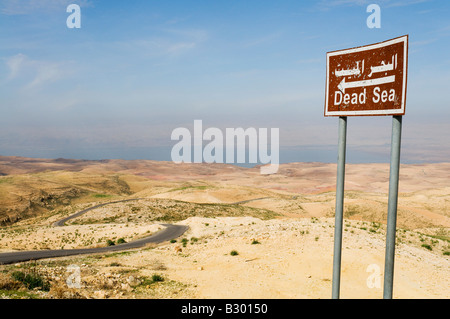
[{"left": 0, "top": 144, "right": 443, "bottom": 165}]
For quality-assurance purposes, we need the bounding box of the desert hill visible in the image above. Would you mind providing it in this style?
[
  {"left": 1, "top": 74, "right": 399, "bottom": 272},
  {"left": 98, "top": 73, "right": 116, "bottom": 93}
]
[
  {"left": 1, "top": 156, "right": 449, "bottom": 233},
  {"left": 0, "top": 156, "right": 448, "bottom": 299}
]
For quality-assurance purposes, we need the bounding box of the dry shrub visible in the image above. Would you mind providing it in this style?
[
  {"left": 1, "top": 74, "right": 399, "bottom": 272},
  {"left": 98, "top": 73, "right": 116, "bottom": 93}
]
[
  {"left": 48, "top": 281, "right": 85, "bottom": 299},
  {"left": 151, "top": 259, "right": 167, "bottom": 271},
  {"left": 0, "top": 272, "right": 24, "bottom": 290}
]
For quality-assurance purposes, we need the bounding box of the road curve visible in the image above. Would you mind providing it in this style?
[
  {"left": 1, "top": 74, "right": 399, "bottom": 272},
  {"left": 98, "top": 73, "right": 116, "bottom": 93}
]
[
  {"left": 0, "top": 199, "right": 188, "bottom": 265},
  {"left": 52, "top": 198, "right": 146, "bottom": 227}
]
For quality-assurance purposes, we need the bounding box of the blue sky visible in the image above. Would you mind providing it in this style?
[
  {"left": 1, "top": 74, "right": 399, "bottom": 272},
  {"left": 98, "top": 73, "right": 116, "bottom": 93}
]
[{"left": 1, "top": 0, "right": 449, "bottom": 163}]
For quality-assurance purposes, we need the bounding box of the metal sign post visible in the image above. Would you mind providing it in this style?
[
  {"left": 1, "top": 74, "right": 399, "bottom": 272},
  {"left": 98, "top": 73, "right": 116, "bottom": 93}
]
[
  {"left": 383, "top": 115, "right": 402, "bottom": 299},
  {"left": 331, "top": 116, "right": 347, "bottom": 299},
  {"left": 325, "top": 35, "right": 408, "bottom": 299}
]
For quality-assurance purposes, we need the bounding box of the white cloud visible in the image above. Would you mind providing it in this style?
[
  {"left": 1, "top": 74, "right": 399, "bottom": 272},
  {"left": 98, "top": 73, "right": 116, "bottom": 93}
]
[
  {"left": 296, "top": 58, "right": 321, "bottom": 64},
  {"left": 243, "top": 32, "right": 284, "bottom": 48},
  {"left": 1, "top": 0, "right": 92, "bottom": 15},
  {"left": 166, "top": 41, "right": 197, "bottom": 55},
  {"left": 317, "top": 0, "right": 431, "bottom": 9},
  {"left": 5, "top": 52, "right": 26, "bottom": 80},
  {"left": 385, "top": 0, "right": 431, "bottom": 8},
  {"left": 26, "top": 62, "right": 65, "bottom": 89},
  {"left": 111, "top": 28, "right": 209, "bottom": 58},
  {"left": 160, "top": 28, "right": 209, "bottom": 55},
  {"left": 410, "top": 38, "right": 437, "bottom": 47},
  {"left": 4, "top": 53, "right": 69, "bottom": 89},
  {"left": 317, "top": 0, "right": 369, "bottom": 9}
]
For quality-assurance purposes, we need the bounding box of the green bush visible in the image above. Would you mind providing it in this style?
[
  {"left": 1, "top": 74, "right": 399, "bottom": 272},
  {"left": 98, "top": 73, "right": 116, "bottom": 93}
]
[
  {"left": 139, "top": 274, "right": 165, "bottom": 287},
  {"left": 230, "top": 250, "right": 239, "bottom": 256},
  {"left": 11, "top": 271, "right": 25, "bottom": 282},
  {"left": 106, "top": 239, "right": 115, "bottom": 246},
  {"left": 109, "top": 262, "right": 121, "bottom": 267},
  {"left": 151, "top": 274, "right": 164, "bottom": 282},
  {"left": 116, "top": 238, "right": 126, "bottom": 244},
  {"left": 11, "top": 271, "right": 50, "bottom": 291},
  {"left": 92, "top": 194, "right": 111, "bottom": 198}
]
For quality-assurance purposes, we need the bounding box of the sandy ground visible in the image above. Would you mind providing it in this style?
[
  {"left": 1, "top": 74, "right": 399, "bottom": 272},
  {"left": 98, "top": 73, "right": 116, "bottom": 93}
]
[
  {"left": 94, "top": 216, "right": 449, "bottom": 299},
  {"left": 2, "top": 214, "right": 448, "bottom": 299}
]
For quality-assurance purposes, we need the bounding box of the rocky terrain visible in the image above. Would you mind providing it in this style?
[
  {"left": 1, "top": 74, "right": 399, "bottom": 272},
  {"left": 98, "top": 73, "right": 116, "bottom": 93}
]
[{"left": 0, "top": 156, "right": 448, "bottom": 299}]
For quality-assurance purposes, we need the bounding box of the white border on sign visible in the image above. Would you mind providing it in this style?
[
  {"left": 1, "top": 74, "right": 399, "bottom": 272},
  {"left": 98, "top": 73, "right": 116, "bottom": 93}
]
[{"left": 324, "top": 35, "right": 408, "bottom": 117}]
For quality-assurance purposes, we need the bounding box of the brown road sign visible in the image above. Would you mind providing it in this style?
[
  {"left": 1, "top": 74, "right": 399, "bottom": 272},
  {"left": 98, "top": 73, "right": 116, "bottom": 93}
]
[{"left": 325, "top": 35, "right": 408, "bottom": 116}]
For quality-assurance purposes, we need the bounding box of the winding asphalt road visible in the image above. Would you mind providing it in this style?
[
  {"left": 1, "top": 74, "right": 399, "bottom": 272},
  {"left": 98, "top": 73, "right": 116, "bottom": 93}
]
[{"left": 0, "top": 199, "right": 188, "bottom": 265}]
